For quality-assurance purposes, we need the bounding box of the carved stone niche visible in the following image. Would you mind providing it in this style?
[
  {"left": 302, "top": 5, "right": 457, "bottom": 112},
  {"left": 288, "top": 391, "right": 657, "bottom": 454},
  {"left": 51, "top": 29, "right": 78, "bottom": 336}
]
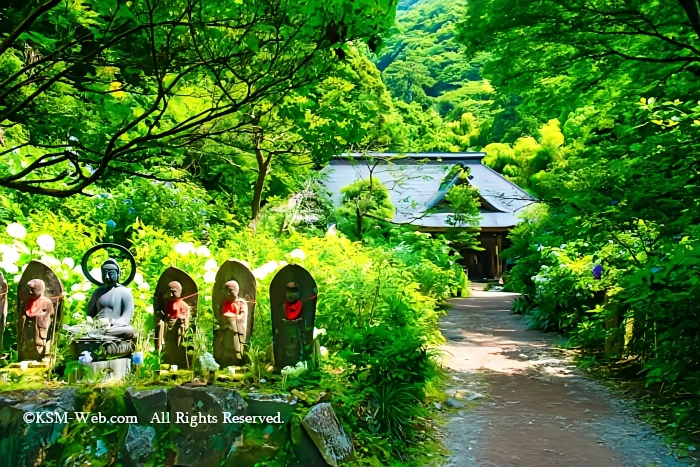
[
  {"left": 212, "top": 260, "right": 257, "bottom": 368},
  {"left": 270, "top": 264, "right": 317, "bottom": 371},
  {"left": 154, "top": 266, "right": 198, "bottom": 368},
  {"left": 17, "top": 261, "right": 64, "bottom": 362}
]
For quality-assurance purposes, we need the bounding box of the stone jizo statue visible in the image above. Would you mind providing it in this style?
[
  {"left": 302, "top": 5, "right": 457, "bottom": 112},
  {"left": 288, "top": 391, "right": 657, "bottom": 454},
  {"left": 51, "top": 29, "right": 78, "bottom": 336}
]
[
  {"left": 217, "top": 280, "right": 248, "bottom": 361},
  {"left": 213, "top": 260, "right": 257, "bottom": 367},
  {"left": 17, "top": 261, "right": 64, "bottom": 362},
  {"left": 154, "top": 267, "right": 197, "bottom": 368},
  {"left": 19, "top": 279, "right": 54, "bottom": 359},
  {"left": 270, "top": 265, "right": 318, "bottom": 371}
]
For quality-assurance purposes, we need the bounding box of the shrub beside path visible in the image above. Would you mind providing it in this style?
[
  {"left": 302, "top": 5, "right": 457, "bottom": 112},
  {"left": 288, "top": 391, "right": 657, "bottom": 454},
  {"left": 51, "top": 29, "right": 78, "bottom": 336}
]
[{"left": 438, "top": 284, "right": 687, "bottom": 467}]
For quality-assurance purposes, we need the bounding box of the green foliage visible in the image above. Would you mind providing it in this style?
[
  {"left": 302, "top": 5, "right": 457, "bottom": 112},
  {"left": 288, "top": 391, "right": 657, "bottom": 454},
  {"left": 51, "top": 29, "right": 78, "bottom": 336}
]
[
  {"left": 0, "top": 0, "right": 399, "bottom": 196},
  {"left": 483, "top": 119, "right": 564, "bottom": 195},
  {"left": 336, "top": 178, "right": 395, "bottom": 240}
]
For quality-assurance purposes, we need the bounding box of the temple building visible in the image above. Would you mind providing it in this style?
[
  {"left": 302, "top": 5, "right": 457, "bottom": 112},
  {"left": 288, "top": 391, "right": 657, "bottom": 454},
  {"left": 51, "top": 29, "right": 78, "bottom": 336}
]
[{"left": 319, "top": 153, "right": 536, "bottom": 280}]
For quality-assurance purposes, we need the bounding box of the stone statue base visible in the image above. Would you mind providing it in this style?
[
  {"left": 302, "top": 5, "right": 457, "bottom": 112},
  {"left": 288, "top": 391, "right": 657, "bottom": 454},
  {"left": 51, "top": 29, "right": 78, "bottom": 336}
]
[
  {"left": 70, "top": 339, "right": 135, "bottom": 360},
  {"left": 75, "top": 358, "right": 132, "bottom": 382}
]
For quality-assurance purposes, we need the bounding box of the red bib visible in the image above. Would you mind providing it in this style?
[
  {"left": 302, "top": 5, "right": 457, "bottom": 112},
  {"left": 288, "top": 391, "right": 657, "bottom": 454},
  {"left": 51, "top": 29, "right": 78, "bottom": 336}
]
[
  {"left": 26, "top": 298, "right": 47, "bottom": 317},
  {"left": 222, "top": 299, "right": 244, "bottom": 317},
  {"left": 284, "top": 301, "right": 302, "bottom": 320},
  {"left": 166, "top": 298, "right": 188, "bottom": 319}
]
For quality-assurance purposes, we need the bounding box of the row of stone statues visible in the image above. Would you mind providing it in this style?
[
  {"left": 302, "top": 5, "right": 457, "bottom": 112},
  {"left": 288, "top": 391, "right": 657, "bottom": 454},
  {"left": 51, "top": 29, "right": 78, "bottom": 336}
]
[{"left": 0, "top": 244, "right": 318, "bottom": 373}]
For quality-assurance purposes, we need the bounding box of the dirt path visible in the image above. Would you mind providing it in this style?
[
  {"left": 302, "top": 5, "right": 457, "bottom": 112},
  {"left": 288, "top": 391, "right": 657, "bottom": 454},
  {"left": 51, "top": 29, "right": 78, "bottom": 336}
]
[{"left": 438, "top": 286, "right": 686, "bottom": 467}]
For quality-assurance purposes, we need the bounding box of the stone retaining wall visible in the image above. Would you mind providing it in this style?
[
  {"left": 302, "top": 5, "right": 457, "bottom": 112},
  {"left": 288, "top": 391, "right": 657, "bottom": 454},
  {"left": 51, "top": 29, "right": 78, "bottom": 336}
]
[{"left": 0, "top": 386, "right": 354, "bottom": 466}]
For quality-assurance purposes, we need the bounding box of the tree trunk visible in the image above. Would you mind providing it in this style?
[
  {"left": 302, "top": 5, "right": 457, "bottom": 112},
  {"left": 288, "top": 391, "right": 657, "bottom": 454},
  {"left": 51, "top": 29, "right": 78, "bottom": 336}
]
[
  {"left": 678, "top": 0, "right": 700, "bottom": 41},
  {"left": 250, "top": 137, "right": 271, "bottom": 221}
]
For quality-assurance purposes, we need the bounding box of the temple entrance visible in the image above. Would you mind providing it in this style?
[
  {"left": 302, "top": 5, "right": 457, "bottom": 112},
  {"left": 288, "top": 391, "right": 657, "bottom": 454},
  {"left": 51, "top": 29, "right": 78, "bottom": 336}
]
[{"left": 463, "top": 230, "right": 509, "bottom": 281}]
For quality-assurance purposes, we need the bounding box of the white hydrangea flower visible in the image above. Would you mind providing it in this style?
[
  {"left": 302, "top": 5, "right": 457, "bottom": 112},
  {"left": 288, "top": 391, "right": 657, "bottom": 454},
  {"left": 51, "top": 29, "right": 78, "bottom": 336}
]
[
  {"left": 289, "top": 248, "right": 306, "bottom": 260},
  {"left": 73, "top": 312, "right": 82, "bottom": 320},
  {"left": 62, "top": 257, "right": 75, "bottom": 269},
  {"left": 281, "top": 361, "right": 308, "bottom": 378},
  {"left": 174, "top": 242, "right": 195, "bottom": 256},
  {"left": 195, "top": 245, "right": 210, "bottom": 257},
  {"left": 0, "top": 262, "right": 19, "bottom": 274},
  {"left": 82, "top": 282, "right": 92, "bottom": 291},
  {"left": 252, "top": 261, "right": 277, "bottom": 280},
  {"left": 13, "top": 274, "right": 21, "bottom": 283},
  {"left": 199, "top": 352, "right": 220, "bottom": 371},
  {"left": 72, "top": 292, "right": 87, "bottom": 301},
  {"left": 14, "top": 241, "right": 29, "bottom": 254},
  {"left": 71, "top": 283, "right": 82, "bottom": 292},
  {"left": 40, "top": 255, "right": 61, "bottom": 268},
  {"left": 36, "top": 234, "right": 55, "bottom": 252},
  {"left": 138, "top": 282, "right": 150, "bottom": 291},
  {"left": 2, "top": 247, "right": 20, "bottom": 265},
  {"left": 203, "top": 270, "right": 216, "bottom": 284},
  {"left": 5, "top": 223, "right": 26, "bottom": 239},
  {"left": 204, "top": 258, "right": 218, "bottom": 271},
  {"left": 133, "top": 272, "right": 144, "bottom": 285}
]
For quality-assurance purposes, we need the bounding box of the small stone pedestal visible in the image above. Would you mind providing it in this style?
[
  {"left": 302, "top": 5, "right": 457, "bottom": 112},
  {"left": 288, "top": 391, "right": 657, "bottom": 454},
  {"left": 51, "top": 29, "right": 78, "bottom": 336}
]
[{"left": 79, "top": 358, "right": 132, "bottom": 382}]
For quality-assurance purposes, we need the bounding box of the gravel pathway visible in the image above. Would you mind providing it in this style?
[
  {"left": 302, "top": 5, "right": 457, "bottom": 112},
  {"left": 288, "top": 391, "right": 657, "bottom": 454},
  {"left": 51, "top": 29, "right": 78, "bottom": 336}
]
[{"left": 438, "top": 286, "right": 689, "bottom": 467}]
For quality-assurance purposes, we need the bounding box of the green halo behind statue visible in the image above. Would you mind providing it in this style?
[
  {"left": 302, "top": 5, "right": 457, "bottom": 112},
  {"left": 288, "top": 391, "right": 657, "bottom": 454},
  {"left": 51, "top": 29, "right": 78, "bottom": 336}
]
[{"left": 80, "top": 243, "right": 136, "bottom": 286}]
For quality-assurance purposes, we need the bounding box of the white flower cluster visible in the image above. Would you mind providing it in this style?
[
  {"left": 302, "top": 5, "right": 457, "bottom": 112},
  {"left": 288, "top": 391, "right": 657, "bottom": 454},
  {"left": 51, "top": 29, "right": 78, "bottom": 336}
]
[
  {"left": 203, "top": 258, "right": 218, "bottom": 283},
  {"left": 174, "top": 242, "right": 195, "bottom": 256},
  {"left": 252, "top": 260, "right": 286, "bottom": 280},
  {"left": 281, "top": 361, "right": 307, "bottom": 378},
  {"left": 199, "top": 352, "right": 220, "bottom": 371},
  {"left": 6, "top": 223, "right": 27, "bottom": 240},
  {"left": 288, "top": 248, "right": 306, "bottom": 260},
  {"left": 0, "top": 243, "right": 21, "bottom": 274},
  {"left": 174, "top": 241, "right": 211, "bottom": 258}
]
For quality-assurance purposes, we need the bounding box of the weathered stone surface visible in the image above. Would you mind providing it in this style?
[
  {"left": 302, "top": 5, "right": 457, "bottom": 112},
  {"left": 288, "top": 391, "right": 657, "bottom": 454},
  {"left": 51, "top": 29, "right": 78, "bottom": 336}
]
[
  {"left": 168, "top": 386, "right": 247, "bottom": 466},
  {"left": 120, "top": 424, "right": 156, "bottom": 467},
  {"left": 301, "top": 402, "right": 355, "bottom": 466},
  {"left": 126, "top": 387, "right": 167, "bottom": 424},
  {"left": 291, "top": 416, "right": 327, "bottom": 466},
  {"left": 0, "top": 392, "right": 24, "bottom": 410},
  {"left": 0, "top": 388, "right": 77, "bottom": 466},
  {"left": 245, "top": 392, "right": 297, "bottom": 423}
]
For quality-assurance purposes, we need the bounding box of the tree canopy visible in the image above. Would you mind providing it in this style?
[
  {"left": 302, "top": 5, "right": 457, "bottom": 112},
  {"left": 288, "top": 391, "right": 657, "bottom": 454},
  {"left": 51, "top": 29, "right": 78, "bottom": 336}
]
[{"left": 0, "top": 0, "right": 397, "bottom": 196}]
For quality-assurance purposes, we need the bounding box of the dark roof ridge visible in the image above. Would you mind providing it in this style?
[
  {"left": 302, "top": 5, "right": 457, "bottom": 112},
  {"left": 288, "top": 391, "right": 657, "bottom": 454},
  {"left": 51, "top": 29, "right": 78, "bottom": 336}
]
[{"left": 336, "top": 152, "right": 486, "bottom": 161}]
